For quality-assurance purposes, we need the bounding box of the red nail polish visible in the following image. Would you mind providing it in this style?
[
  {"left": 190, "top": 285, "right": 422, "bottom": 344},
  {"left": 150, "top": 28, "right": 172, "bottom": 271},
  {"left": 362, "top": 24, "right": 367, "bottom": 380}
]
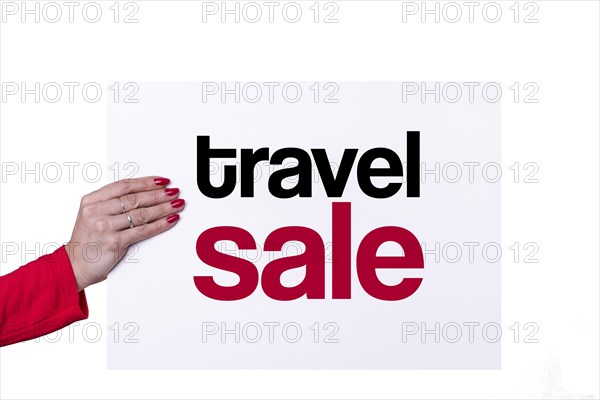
[
  {"left": 165, "top": 188, "right": 179, "bottom": 196},
  {"left": 154, "top": 177, "right": 170, "bottom": 186},
  {"left": 171, "top": 199, "right": 185, "bottom": 208},
  {"left": 167, "top": 214, "right": 180, "bottom": 223}
]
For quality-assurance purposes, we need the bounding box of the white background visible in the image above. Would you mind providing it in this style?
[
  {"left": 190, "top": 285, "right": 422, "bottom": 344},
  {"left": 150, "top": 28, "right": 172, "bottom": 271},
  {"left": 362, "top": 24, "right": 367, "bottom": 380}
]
[{"left": 0, "top": 0, "right": 598, "bottom": 398}]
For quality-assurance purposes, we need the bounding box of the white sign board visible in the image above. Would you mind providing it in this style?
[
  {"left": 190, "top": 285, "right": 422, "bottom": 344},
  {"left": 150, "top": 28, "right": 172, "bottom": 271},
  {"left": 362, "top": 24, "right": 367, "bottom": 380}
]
[{"left": 108, "top": 82, "right": 501, "bottom": 368}]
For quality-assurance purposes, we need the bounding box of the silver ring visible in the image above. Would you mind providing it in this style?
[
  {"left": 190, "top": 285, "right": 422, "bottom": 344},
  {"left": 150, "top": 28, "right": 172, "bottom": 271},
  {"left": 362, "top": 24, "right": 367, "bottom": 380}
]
[
  {"left": 125, "top": 211, "right": 134, "bottom": 229},
  {"left": 119, "top": 198, "right": 127, "bottom": 213}
]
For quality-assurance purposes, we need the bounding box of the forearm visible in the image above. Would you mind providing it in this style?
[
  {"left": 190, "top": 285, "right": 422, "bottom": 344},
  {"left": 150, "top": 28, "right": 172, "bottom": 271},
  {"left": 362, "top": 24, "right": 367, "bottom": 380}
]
[{"left": 0, "top": 245, "right": 89, "bottom": 347}]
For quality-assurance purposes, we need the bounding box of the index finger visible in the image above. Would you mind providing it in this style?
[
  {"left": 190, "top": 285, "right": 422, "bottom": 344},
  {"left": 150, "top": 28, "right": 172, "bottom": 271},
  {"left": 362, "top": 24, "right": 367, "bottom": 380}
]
[{"left": 83, "top": 176, "right": 171, "bottom": 204}]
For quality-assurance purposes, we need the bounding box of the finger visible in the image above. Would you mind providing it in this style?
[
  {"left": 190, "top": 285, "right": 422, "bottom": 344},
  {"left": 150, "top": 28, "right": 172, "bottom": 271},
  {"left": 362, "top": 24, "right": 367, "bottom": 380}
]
[
  {"left": 100, "top": 187, "right": 180, "bottom": 215},
  {"left": 83, "top": 176, "right": 171, "bottom": 204},
  {"left": 120, "top": 213, "right": 181, "bottom": 245},
  {"left": 113, "top": 198, "right": 185, "bottom": 230}
]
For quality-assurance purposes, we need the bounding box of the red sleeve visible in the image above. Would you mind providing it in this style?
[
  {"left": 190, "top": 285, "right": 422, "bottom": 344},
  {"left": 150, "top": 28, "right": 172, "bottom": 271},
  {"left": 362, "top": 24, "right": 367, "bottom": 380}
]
[{"left": 0, "top": 245, "right": 89, "bottom": 347}]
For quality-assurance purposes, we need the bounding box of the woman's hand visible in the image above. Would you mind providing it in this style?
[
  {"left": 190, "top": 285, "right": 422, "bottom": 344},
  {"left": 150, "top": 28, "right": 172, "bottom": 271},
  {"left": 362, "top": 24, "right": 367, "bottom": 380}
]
[{"left": 64, "top": 176, "right": 185, "bottom": 291}]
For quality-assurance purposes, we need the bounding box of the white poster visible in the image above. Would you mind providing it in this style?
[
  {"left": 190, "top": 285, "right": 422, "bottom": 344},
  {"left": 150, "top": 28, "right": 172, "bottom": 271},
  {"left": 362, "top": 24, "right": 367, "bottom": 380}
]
[{"left": 108, "top": 81, "right": 501, "bottom": 369}]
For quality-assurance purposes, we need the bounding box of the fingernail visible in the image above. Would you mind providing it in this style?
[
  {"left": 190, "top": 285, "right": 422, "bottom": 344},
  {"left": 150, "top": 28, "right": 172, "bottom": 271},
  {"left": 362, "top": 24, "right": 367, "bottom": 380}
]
[
  {"left": 167, "top": 214, "right": 180, "bottom": 223},
  {"left": 154, "top": 177, "right": 170, "bottom": 186},
  {"left": 171, "top": 199, "right": 185, "bottom": 208},
  {"left": 165, "top": 187, "right": 179, "bottom": 196}
]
